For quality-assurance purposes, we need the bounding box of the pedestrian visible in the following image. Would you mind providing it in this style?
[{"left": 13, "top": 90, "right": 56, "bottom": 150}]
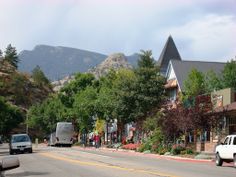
[{"left": 94, "top": 134, "right": 100, "bottom": 148}]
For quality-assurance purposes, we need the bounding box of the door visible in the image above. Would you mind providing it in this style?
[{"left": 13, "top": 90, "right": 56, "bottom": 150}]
[
  {"left": 227, "top": 136, "right": 236, "bottom": 159},
  {"left": 220, "top": 137, "right": 229, "bottom": 159}
]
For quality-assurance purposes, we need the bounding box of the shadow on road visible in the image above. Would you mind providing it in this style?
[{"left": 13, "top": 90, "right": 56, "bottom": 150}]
[{"left": 6, "top": 171, "right": 50, "bottom": 176}]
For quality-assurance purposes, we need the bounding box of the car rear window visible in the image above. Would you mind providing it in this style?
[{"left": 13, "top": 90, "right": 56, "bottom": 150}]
[{"left": 12, "top": 135, "right": 30, "bottom": 143}]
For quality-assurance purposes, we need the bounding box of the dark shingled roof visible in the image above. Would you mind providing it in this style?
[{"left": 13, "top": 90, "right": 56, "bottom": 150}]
[
  {"left": 158, "top": 36, "right": 182, "bottom": 75},
  {"left": 170, "top": 60, "right": 226, "bottom": 91}
]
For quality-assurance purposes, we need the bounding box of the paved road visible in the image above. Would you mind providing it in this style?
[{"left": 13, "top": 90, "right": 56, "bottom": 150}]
[{"left": 0, "top": 144, "right": 235, "bottom": 177}]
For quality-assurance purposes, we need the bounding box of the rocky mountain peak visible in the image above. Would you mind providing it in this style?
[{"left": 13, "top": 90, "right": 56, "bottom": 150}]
[{"left": 88, "top": 53, "right": 132, "bottom": 78}]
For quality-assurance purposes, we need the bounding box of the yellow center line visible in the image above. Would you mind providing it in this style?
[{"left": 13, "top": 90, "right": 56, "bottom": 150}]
[{"left": 39, "top": 152, "right": 181, "bottom": 177}]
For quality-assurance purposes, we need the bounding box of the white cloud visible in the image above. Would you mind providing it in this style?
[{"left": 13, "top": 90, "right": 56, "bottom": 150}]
[
  {"left": 167, "top": 14, "right": 236, "bottom": 61},
  {"left": 0, "top": 0, "right": 235, "bottom": 62}
]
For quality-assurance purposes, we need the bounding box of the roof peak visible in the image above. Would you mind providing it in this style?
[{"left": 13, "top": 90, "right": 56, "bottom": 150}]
[{"left": 158, "top": 36, "right": 182, "bottom": 75}]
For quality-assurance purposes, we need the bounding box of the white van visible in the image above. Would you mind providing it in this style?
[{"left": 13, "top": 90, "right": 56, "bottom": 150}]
[{"left": 50, "top": 122, "right": 74, "bottom": 147}]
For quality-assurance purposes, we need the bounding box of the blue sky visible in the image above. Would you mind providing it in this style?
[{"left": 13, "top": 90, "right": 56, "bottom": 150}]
[{"left": 0, "top": 0, "right": 235, "bottom": 62}]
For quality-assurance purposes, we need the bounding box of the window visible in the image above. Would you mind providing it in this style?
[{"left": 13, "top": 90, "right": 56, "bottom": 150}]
[
  {"left": 169, "top": 88, "right": 177, "bottom": 101},
  {"left": 233, "top": 137, "right": 236, "bottom": 145},
  {"left": 223, "top": 137, "right": 229, "bottom": 145},
  {"left": 229, "top": 137, "right": 232, "bottom": 145}
]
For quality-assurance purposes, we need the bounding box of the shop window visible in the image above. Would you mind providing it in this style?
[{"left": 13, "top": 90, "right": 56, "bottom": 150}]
[{"left": 169, "top": 88, "right": 177, "bottom": 101}]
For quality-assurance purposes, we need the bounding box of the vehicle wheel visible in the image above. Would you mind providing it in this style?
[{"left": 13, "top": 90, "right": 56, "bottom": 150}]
[
  {"left": 29, "top": 148, "right": 33, "bottom": 153},
  {"left": 233, "top": 154, "right": 236, "bottom": 168},
  {"left": 216, "top": 153, "right": 223, "bottom": 166}
]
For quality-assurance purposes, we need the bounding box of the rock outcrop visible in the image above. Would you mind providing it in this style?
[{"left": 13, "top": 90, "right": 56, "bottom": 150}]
[
  {"left": 51, "top": 75, "right": 75, "bottom": 92},
  {"left": 88, "top": 53, "right": 133, "bottom": 78}
]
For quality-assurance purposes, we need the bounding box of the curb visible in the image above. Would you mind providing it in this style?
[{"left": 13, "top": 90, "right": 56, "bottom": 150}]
[{"left": 72, "top": 146, "right": 214, "bottom": 163}]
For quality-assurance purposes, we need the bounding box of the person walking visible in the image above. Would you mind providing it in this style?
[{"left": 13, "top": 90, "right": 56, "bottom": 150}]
[{"left": 94, "top": 134, "right": 100, "bottom": 148}]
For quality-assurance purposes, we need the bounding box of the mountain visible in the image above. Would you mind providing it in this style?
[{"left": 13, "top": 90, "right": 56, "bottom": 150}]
[
  {"left": 88, "top": 53, "right": 133, "bottom": 78},
  {"left": 18, "top": 45, "right": 108, "bottom": 81},
  {"left": 52, "top": 53, "right": 135, "bottom": 91},
  {"left": 18, "top": 45, "right": 140, "bottom": 81},
  {"left": 126, "top": 53, "right": 139, "bottom": 67}
]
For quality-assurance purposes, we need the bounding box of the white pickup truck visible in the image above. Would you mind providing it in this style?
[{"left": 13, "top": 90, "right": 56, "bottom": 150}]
[{"left": 215, "top": 135, "right": 236, "bottom": 167}]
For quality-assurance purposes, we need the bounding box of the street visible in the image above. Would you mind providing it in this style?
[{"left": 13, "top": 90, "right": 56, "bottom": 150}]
[{"left": 0, "top": 144, "right": 235, "bottom": 177}]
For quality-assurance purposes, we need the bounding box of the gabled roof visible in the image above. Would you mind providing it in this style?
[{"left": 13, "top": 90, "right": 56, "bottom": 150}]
[
  {"left": 158, "top": 36, "right": 182, "bottom": 75},
  {"left": 169, "top": 60, "right": 225, "bottom": 91}
]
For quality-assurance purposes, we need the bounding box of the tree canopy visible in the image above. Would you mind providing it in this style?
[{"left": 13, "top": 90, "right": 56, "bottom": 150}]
[
  {"left": 0, "top": 96, "right": 24, "bottom": 136},
  {"left": 222, "top": 59, "right": 236, "bottom": 90},
  {"left": 32, "top": 65, "right": 50, "bottom": 87}
]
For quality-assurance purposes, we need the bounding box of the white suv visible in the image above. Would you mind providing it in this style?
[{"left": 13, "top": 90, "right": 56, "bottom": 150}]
[
  {"left": 215, "top": 135, "right": 236, "bottom": 167},
  {"left": 9, "top": 134, "right": 32, "bottom": 155}
]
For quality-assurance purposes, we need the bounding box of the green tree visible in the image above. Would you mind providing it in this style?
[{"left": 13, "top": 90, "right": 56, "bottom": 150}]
[
  {"left": 4, "top": 44, "right": 19, "bottom": 69},
  {"left": 0, "top": 49, "right": 2, "bottom": 58},
  {"left": 27, "top": 95, "right": 67, "bottom": 134},
  {"left": 32, "top": 65, "right": 50, "bottom": 87},
  {"left": 8, "top": 73, "right": 31, "bottom": 107},
  {"left": 60, "top": 73, "right": 95, "bottom": 108},
  {"left": 205, "top": 70, "right": 223, "bottom": 92},
  {"left": 222, "top": 59, "right": 236, "bottom": 90},
  {"left": 133, "top": 50, "right": 165, "bottom": 120},
  {"left": 183, "top": 68, "right": 207, "bottom": 100},
  {"left": 73, "top": 86, "right": 97, "bottom": 132},
  {"left": 137, "top": 50, "right": 156, "bottom": 68},
  {"left": 0, "top": 96, "right": 24, "bottom": 136},
  {"left": 113, "top": 69, "right": 137, "bottom": 123}
]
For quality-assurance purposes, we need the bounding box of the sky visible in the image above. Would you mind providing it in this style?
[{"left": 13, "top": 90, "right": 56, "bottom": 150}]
[{"left": 0, "top": 0, "right": 235, "bottom": 62}]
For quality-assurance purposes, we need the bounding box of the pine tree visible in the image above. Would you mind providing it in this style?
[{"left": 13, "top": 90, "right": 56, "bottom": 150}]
[
  {"left": 32, "top": 65, "right": 50, "bottom": 86},
  {"left": 4, "top": 44, "right": 19, "bottom": 69}
]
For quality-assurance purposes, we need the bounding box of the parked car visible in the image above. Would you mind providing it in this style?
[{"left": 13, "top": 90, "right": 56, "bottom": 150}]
[
  {"left": 9, "top": 134, "right": 32, "bottom": 155},
  {"left": 215, "top": 134, "right": 236, "bottom": 167}
]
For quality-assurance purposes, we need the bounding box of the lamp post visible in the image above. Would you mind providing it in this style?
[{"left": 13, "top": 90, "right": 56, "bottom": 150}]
[{"left": 106, "top": 118, "right": 108, "bottom": 145}]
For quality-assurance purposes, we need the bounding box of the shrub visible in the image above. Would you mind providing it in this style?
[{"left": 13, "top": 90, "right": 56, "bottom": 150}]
[
  {"left": 137, "top": 143, "right": 151, "bottom": 152},
  {"left": 171, "top": 144, "right": 186, "bottom": 155},
  {"left": 158, "top": 146, "right": 168, "bottom": 155},
  {"left": 186, "top": 148, "right": 194, "bottom": 154}
]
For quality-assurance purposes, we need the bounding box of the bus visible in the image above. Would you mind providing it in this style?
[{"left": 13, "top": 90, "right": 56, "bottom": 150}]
[{"left": 49, "top": 122, "right": 74, "bottom": 147}]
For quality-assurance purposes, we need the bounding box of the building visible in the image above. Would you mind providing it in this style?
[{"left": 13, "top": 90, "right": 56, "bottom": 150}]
[
  {"left": 158, "top": 36, "right": 225, "bottom": 102},
  {"left": 165, "top": 60, "right": 225, "bottom": 101},
  {"left": 158, "top": 36, "right": 229, "bottom": 152}
]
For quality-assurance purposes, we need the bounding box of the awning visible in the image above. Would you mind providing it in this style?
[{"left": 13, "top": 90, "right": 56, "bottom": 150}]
[
  {"left": 214, "top": 102, "right": 236, "bottom": 113},
  {"left": 165, "top": 79, "right": 178, "bottom": 89}
]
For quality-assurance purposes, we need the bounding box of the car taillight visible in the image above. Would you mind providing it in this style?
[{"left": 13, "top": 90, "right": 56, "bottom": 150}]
[{"left": 56, "top": 137, "right": 59, "bottom": 141}]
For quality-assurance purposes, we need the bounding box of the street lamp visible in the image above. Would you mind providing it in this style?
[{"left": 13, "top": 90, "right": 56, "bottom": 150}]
[{"left": 106, "top": 117, "right": 109, "bottom": 145}]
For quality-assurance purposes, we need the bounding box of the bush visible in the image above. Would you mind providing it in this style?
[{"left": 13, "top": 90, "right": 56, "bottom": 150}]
[
  {"left": 157, "top": 146, "right": 168, "bottom": 155},
  {"left": 180, "top": 150, "right": 187, "bottom": 155},
  {"left": 186, "top": 148, "right": 194, "bottom": 154},
  {"left": 138, "top": 139, "right": 152, "bottom": 152},
  {"left": 171, "top": 144, "right": 186, "bottom": 155}
]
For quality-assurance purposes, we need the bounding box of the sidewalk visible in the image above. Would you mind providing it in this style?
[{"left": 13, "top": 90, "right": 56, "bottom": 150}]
[{"left": 72, "top": 145, "right": 215, "bottom": 164}]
